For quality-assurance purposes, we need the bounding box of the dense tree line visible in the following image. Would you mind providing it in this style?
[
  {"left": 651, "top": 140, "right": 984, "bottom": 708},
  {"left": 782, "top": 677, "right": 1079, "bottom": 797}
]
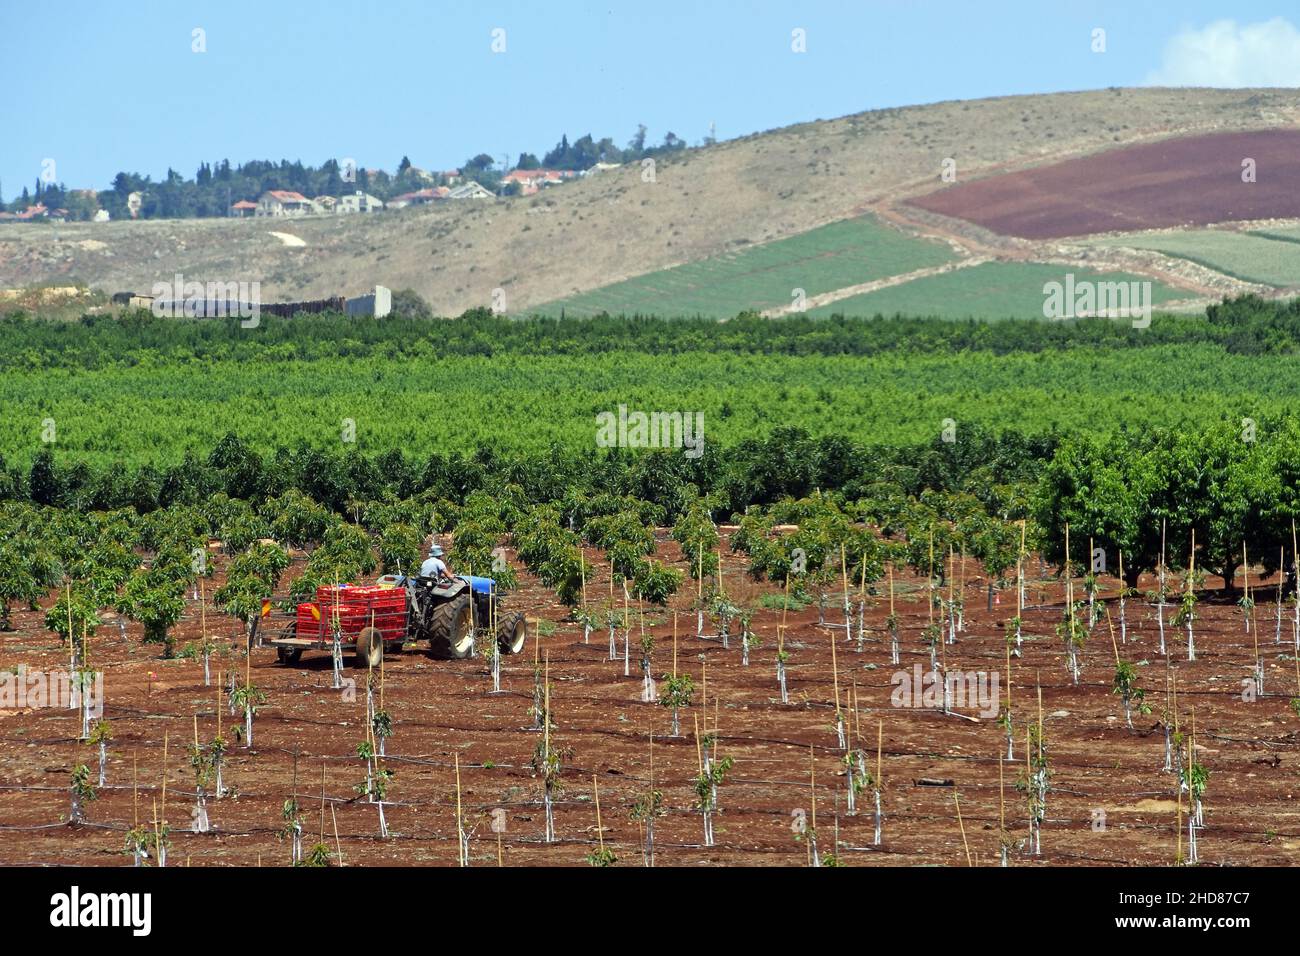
[
  {"left": 1034, "top": 418, "right": 1300, "bottom": 591},
  {"left": 5, "top": 411, "right": 1297, "bottom": 660},
  {"left": 0, "top": 425, "right": 1042, "bottom": 524},
  {"left": 4, "top": 295, "right": 1300, "bottom": 370}
]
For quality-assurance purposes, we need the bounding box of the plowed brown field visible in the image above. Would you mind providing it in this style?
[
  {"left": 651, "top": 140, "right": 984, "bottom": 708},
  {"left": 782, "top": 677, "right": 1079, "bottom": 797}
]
[
  {"left": 908, "top": 129, "right": 1300, "bottom": 240},
  {"left": 2, "top": 533, "right": 1297, "bottom": 867}
]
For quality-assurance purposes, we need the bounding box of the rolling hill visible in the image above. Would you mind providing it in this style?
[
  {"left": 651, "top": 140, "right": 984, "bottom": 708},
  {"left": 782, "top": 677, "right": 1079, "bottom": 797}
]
[{"left": 3, "top": 87, "right": 1300, "bottom": 317}]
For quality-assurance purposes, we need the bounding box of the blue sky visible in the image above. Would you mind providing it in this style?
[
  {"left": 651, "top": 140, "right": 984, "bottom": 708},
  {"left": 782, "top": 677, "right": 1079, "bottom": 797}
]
[{"left": 2, "top": 1, "right": 1298, "bottom": 196}]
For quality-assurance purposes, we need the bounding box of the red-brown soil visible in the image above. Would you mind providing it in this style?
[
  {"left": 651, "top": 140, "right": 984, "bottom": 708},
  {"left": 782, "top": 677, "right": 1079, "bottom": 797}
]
[
  {"left": 1, "top": 533, "right": 1297, "bottom": 867},
  {"left": 907, "top": 129, "right": 1300, "bottom": 239}
]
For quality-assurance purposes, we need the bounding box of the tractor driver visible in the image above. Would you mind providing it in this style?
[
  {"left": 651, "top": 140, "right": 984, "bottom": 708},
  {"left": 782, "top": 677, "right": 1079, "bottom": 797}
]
[{"left": 420, "top": 544, "right": 454, "bottom": 581}]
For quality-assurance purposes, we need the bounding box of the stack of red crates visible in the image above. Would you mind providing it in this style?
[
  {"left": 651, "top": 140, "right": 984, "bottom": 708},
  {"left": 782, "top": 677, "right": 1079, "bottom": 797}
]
[{"left": 297, "top": 584, "right": 407, "bottom": 644}]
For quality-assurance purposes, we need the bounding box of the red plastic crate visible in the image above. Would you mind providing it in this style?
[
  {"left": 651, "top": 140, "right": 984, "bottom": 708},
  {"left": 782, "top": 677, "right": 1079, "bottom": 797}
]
[
  {"left": 306, "top": 584, "right": 407, "bottom": 644},
  {"left": 296, "top": 602, "right": 324, "bottom": 640}
]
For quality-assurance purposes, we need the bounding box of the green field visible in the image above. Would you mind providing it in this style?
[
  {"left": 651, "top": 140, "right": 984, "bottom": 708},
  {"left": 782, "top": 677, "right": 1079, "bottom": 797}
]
[
  {"left": 1249, "top": 225, "right": 1300, "bottom": 247},
  {"left": 5, "top": 344, "right": 1300, "bottom": 469},
  {"left": 532, "top": 215, "right": 956, "bottom": 317},
  {"left": 807, "top": 261, "right": 1185, "bottom": 319},
  {"left": 1090, "top": 229, "right": 1300, "bottom": 288}
]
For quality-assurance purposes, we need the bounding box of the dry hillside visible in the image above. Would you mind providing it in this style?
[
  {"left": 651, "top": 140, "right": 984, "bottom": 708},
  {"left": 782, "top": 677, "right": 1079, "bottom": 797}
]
[{"left": 2, "top": 87, "right": 1299, "bottom": 314}]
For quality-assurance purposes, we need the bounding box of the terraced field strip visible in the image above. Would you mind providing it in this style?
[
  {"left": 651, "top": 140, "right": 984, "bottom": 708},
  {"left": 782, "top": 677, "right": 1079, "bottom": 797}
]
[
  {"left": 804, "top": 261, "right": 1185, "bottom": 320},
  {"left": 532, "top": 215, "right": 957, "bottom": 318},
  {"left": 1090, "top": 230, "right": 1300, "bottom": 289}
]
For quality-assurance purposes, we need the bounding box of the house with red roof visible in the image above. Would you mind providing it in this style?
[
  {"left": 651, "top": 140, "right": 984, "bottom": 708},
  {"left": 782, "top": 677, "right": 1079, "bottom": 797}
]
[
  {"left": 388, "top": 187, "right": 449, "bottom": 209},
  {"left": 230, "top": 199, "right": 258, "bottom": 218},
  {"left": 501, "top": 168, "right": 575, "bottom": 195},
  {"left": 256, "top": 190, "right": 315, "bottom": 217}
]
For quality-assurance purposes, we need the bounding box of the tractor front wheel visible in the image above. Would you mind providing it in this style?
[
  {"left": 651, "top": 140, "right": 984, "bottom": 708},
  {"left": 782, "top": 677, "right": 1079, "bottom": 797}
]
[
  {"left": 354, "top": 627, "right": 383, "bottom": 668},
  {"left": 496, "top": 611, "right": 528, "bottom": 655},
  {"left": 429, "top": 595, "right": 475, "bottom": 659}
]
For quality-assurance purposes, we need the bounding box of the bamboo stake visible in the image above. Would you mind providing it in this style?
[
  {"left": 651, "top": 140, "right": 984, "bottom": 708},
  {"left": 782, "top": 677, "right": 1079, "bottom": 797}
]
[
  {"left": 701, "top": 658, "right": 707, "bottom": 723},
  {"left": 1279, "top": 545, "right": 1285, "bottom": 645},
  {"left": 1108, "top": 606, "right": 1121, "bottom": 669},
  {"left": 454, "top": 752, "right": 464, "bottom": 866},
  {"left": 782, "top": 573, "right": 792, "bottom": 632},
  {"left": 948, "top": 543, "right": 955, "bottom": 625},
  {"left": 1176, "top": 735, "right": 1184, "bottom": 864},
  {"left": 959, "top": 542, "right": 966, "bottom": 617},
  {"left": 696, "top": 541, "right": 703, "bottom": 592},
  {"left": 1118, "top": 549, "right": 1125, "bottom": 643},
  {"left": 593, "top": 774, "right": 605, "bottom": 857},
  {"left": 830, "top": 600, "right": 842, "bottom": 728},
  {"left": 840, "top": 542, "right": 849, "bottom": 614},
  {"left": 1293, "top": 520, "right": 1299, "bottom": 652},
  {"left": 876, "top": 719, "right": 883, "bottom": 790},
  {"left": 330, "top": 804, "right": 343, "bottom": 866},
  {"left": 998, "top": 753, "right": 1006, "bottom": 832},
  {"left": 1005, "top": 641, "right": 1013, "bottom": 714},
  {"left": 954, "top": 789, "right": 972, "bottom": 866},
  {"left": 1293, "top": 639, "right": 1299, "bottom": 700},
  {"left": 889, "top": 563, "right": 895, "bottom": 617},
  {"left": 160, "top": 732, "right": 168, "bottom": 826},
  {"left": 852, "top": 680, "right": 860, "bottom": 742},
  {"left": 928, "top": 529, "right": 934, "bottom": 624},
  {"left": 809, "top": 745, "right": 817, "bottom": 855},
  {"left": 1018, "top": 520, "right": 1026, "bottom": 612},
  {"left": 693, "top": 712, "right": 703, "bottom": 773},
  {"left": 1037, "top": 678, "right": 1043, "bottom": 745},
  {"left": 647, "top": 729, "right": 655, "bottom": 868}
]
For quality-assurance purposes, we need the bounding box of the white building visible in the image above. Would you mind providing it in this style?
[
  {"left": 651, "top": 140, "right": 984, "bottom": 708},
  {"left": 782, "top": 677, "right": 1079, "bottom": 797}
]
[{"left": 336, "top": 191, "right": 385, "bottom": 214}]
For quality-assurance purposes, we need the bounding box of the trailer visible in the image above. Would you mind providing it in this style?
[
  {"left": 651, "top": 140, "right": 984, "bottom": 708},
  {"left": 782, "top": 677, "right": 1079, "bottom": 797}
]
[{"left": 268, "top": 574, "right": 527, "bottom": 667}]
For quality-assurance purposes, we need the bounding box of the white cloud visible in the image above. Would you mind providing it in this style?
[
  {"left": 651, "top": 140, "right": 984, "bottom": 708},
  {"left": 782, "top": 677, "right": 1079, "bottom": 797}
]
[{"left": 1146, "top": 18, "right": 1300, "bottom": 87}]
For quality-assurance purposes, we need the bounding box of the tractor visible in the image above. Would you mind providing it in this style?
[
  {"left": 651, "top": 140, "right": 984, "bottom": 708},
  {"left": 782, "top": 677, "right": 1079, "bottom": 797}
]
[{"left": 269, "top": 573, "right": 528, "bottom": 667}]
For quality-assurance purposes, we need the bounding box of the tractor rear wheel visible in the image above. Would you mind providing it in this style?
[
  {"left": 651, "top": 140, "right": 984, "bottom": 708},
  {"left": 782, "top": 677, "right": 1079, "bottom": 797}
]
[
  {"left": 354, "top": 627, "right": 383, "bottom": 668},
  {"left": 496, "top": 611, "right": 528, "bottom": 655},
  {"left": 429, "top": 595, "right": 474, "bottom": 659}
]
